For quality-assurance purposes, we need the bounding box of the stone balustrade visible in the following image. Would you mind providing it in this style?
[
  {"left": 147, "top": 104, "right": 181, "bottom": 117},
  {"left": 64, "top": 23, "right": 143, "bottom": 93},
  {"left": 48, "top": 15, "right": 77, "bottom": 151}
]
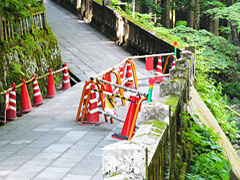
[{"left": 102, "top": 46, "right": 195, "bottom": 180}]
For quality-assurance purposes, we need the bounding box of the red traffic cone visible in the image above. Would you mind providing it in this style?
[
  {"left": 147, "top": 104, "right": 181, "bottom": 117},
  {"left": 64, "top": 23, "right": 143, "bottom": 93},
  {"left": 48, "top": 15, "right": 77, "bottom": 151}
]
[
  {"left": 46, "top": 69, "right": 56, "bottom": 98},
  {"left": 21, "top": 78, "right": 33, "bottom": 113},
  {"left": 125, "top": 63, "right": 134, "bottom": 88},
  {"left": 145, "top": 57, "right": 154, "bottom": 71},
  {"left": 82, "top": 84, "right": 102, "bottom": 125},
  {"left": 155, "top": 56, "right": 163, "bottom": 83},
  {"left": 105, "top": 73, "right": 113, "bottom": 93},
  {"left": 81, "top": 82, "right": 91, "bottom": 120},
  {"left": 61, "top": 63, "right": 71, "bottom": 90},
  {"left": 32, "top": 74, "right": 44, "bottom": 107},
  {"left": 118, "top": 61, "right": 125, "bottom": 84},
  {"left": 172, "top": 59, "right": 176, "bottom": 67},
  {"left": 6, "top": 83, "right": 17, "bottom": 120},
  {"left": 112, "top": 95, "right": 137, "bottom": 140}
]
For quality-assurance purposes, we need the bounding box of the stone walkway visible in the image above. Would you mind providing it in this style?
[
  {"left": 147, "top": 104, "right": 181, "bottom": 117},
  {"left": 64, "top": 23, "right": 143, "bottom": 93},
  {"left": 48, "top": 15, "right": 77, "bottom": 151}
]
[
  {"left": 45, "top": 0, "right": 146, "bottom": 81},
  {"left": 0, "top": 0, "right": 151, "bottom": 179}
]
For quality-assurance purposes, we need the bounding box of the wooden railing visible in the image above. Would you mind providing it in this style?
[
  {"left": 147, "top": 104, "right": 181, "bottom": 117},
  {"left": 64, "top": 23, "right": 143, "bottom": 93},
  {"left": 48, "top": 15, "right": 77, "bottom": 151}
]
[{"left": 0, "top": 8, "right": 46, "bottom": 41}]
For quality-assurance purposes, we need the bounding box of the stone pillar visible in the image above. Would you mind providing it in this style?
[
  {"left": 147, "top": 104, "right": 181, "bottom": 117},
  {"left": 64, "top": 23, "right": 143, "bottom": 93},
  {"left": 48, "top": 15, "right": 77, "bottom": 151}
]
[
  {"left": 103, "top": 0, "right": 112, "bottom": 5},
  {"left": 183, "top": 46, "right": 196, "bottom": 84},
  {"left": 159, "top": 79, "right": 186, "bottom": 98},
  {"left": 102, "top": 141, "right": 147, "bottom": 180},
  {"left": 140, "top": 101, "right": 170, "bottom": 125}
]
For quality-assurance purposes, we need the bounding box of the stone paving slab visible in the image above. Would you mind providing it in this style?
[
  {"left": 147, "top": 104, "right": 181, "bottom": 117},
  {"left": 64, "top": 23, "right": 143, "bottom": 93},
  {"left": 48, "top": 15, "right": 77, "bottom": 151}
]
[{"left": 0, "top": 82, "right": 122, "bottom": 180}]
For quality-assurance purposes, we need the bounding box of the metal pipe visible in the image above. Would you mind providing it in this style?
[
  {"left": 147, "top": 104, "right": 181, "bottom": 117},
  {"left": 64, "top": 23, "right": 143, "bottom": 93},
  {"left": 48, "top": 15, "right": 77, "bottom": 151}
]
[
  {"left": 91, "top": 52, "right": 174, "bottom": 79},
  {"left": 137, "top": 74, "right": 170, "bottom": 80},
  {"left": 129, "top": 52, "right": 174, "bottom": 60},
  {"left": 99, "top": 110, "right": 139, "bottom": 128},
  {"left": 91, "top": 58, "right": 129, "bottom": 79},
  {"left": 99, "top": 110, "right": 124, "bottom": 123},
  {"left": 97, "top": 79, "right": 147, "bottom": 97}
]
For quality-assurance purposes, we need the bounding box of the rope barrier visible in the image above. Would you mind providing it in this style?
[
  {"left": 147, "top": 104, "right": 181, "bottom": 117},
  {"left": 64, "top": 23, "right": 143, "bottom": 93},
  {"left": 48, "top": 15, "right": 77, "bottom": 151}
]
[
  {"left": 0, "top": 88, "right": 14, "bottom": 95},
  {"left": 36, "top": 73, "right": 50, "bottom": 80},
  {"left": 225, "top": 105, "right": 240, "bottom": 117},
  {"left": 0, "top": 66, "right": 65, "bottom": 95},
  {"left": 52, "top": 67, "right": 65, "bottom": 75}
]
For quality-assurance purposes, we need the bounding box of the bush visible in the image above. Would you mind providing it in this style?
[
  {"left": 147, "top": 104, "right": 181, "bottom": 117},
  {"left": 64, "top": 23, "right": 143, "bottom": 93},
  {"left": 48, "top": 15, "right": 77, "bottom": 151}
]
[
  {"left": 183, "top": 117, "right": 231, "bottom": 179},
  {"left": 176, "top": 20, "right": 187, "bottom": 27}
]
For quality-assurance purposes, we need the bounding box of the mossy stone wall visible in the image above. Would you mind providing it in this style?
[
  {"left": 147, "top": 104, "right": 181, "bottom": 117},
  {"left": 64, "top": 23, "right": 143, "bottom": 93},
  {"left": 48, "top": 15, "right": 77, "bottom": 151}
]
[
  {"left": 103, "top": 46, "right": 196, "bottom": 180},
  {"left": 0, "top": 27, "right": 62, "bottom": 115}
]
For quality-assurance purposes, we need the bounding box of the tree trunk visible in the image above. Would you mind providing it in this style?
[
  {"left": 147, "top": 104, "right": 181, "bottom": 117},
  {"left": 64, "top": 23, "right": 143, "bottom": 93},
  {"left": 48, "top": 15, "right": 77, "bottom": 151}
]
[
  {"left": 187, "top": 2, "right": 194, "bottom": 28},
  {"left": 193, "top": 0, "right": 200, "bottom": 30},
  {"left": 172, "top": 1, "right": 175, "bottom": 28},
  {"left": 226, "top": 0, "right": 240, "bottom": 70},
  {"left": 165, "top": 0, "right": 172, "bottom": 28},
  {"left": 230, "top": 21, "right": 239, "bottom": 46},
  {"left": 209, "top": 15, "right": 219, "bottom": 36},
  {"left": 237, "top": 52, "right": 240, "bottom": 71}
]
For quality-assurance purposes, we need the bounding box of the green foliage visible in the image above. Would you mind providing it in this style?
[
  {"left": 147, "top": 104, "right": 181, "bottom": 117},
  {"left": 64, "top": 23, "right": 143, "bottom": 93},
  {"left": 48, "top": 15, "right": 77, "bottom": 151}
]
[
  {"left": 135, "top": 0, "right": 162, "bottom": 18},
  {"left": 207, "top": 2, "right": 240, "bottom": 26},
  {"left": 194, "top": 62, "right": 239, "bottom": 141},
  {"left": 176, "top": 21, "right": 187, "bottom": 27},
  {"left": 170, "top": 0, "right": 225, "bottom": 13},
  {"left": 170, "top": 25, "right": 240, "bottom": 98},
  {"left": 218, "top": 26, "right": 231, "bottom": 39},
  {"left": 183, "top": 117, "right": 231, "bottom": 179},
  {"left": 11, "top": 63, "right": 25, "bottom": 76},
  {"left": 0, "top": 0, "right": 43, "bottom": 18},
  {"left": 187, "top": 152, "right": 231, "bottom": 179},
  {"left": 133, "top": 12, "right": 155, "bottom": 27},
  {"left": 167, "top": 25, "right": 240, "bottom": 141},
  {"left": 111, "top": 0, "right": 124, "bottom": 11}
]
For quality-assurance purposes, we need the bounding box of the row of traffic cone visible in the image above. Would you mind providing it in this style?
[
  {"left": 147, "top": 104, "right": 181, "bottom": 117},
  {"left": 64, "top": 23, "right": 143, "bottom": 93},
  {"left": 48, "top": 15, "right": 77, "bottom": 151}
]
[{"left": 5, "top": 63, "right": 71, "bottom": 120}]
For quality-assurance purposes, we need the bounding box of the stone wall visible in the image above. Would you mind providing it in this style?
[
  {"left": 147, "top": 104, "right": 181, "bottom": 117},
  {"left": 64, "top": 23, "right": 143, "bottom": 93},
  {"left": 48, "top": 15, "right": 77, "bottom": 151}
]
[
  {"left": 102, "top": 46, "right": 195, "bottom": 180},
  {"left": 0, "top": 26, "right": 62, "bottom": 115}
]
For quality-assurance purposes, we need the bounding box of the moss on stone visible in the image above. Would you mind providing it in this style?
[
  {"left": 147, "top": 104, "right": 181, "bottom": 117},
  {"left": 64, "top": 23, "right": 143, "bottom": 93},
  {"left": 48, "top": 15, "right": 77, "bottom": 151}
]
[
  {"left": 110, "top": 172, "right": 122, "bottom": 177},
  {"left": 94, "top": 0, "right": 103, "bottom": 5},
  {"left": 143, "top": 120, "right": 167, "bottom": 130},
  {"left": 169, "top": 78, "right": 185, "bottom": 84},
  {"left": 0, "top": 24, "right": 62, "bottom": 114},
  {"left": 162, "top": 95, "right": 179, "bottom": 112}
]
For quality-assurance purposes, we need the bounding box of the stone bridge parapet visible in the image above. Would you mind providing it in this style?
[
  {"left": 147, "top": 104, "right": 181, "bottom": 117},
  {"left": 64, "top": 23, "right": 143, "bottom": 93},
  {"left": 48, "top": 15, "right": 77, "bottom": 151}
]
[{"left": 102, "top": 47, "right": 195, "bottom": 180}]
